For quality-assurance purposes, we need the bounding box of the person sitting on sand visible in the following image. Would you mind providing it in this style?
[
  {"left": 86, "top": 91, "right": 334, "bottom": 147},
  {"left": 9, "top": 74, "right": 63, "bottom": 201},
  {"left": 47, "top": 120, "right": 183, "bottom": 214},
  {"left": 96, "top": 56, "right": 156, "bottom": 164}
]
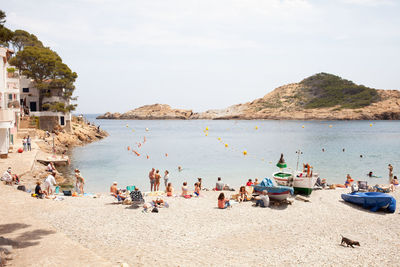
[
  {"left": 238, "top": 186, "right": 248, "bottom": 202},
  {"left": 218, "top": 193, "right": 231, "bottom": 209},
  {"left": 166, "top": 182, "right": 174, "bottom": 197},
  {"left": 110, "top": 181, "right": 126, "bottom": 201},
  {"left": 390, "top": 176, "right": 399, "bottom": 192},
  {"left": 255, "top": 190, "right": 270, "bottom": 208},
  {"left": 155, "top": 169, "right": 161, "bottom": 191},
  {"left": 246, "top": 179, "right": 253, "bottom": 186},
  {"left": 130, "top": 187, "right": 144, "bottom": 203},
  {"left": 254, "top": 178, "right": 259, "bottom": 186},
  {"left": 35, "top": 181, "right": 44, "bottom": 198},
  {"left": 44, "top": 172, "right": 57, "bottom": 196},
  {"left": 194, "top": 182, "right": 200, "bottom": 197},
  {"left": 215, "top": 177, "right": 224, "bottom": 191},
  {"left": 181, "top": 182, "right": 190, "bottom": 197},
  {"left": 197, "top": 178, "right": 202, "bottom": 190},
  {"left": 344, "top": 174, "right": 353, "bottom": 188},
  {"left": 2, "top": 167, "right": 13, "bottom": 185}
]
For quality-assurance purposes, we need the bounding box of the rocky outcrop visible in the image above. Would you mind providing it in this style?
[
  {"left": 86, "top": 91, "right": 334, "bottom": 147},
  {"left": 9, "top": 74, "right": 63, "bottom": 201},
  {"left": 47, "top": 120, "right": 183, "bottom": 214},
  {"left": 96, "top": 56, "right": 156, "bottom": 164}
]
[
  {"left": 97, "top": 104, "right": 193, "bottom": 120},
  {"left": 98, "top": 74, "right": 400, "bottom": 120}
]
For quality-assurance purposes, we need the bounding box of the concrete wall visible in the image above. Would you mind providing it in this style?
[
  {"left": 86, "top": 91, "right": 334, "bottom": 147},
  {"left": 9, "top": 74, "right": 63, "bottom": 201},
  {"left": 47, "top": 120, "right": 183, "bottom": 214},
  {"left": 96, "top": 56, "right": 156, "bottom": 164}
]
[
  {"left": 39, "top": 116, "right": 60, "bottom": 132},
  {"left": 0, "top": 128, "right": 9, "bottom": 155}
]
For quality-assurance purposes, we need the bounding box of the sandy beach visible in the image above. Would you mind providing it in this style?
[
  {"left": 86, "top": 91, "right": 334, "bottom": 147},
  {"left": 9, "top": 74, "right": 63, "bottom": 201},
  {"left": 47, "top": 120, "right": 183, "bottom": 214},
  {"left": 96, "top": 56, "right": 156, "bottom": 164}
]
[{"left": 1, "top": 182, "right": 399, "bottom": 266}]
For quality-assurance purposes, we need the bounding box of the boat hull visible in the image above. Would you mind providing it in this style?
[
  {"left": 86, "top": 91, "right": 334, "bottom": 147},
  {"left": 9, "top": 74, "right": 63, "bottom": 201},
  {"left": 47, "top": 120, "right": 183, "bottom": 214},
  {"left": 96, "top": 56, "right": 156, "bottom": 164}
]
[
  {"left": 341, "top": 192, "right": 396, "bottom": 213},
  {"left": 273, "top": 171, "right": 317, "bottom": 196},
  {"left": 253, "top": 185, "right": 292, "bottom": 201}
]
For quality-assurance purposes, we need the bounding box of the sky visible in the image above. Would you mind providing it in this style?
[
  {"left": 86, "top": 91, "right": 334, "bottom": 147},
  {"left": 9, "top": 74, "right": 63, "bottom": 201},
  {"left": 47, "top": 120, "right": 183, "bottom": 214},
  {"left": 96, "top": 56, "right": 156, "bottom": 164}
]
[{"left": 2, "top": 0, "right": 400, "bottom": 114}]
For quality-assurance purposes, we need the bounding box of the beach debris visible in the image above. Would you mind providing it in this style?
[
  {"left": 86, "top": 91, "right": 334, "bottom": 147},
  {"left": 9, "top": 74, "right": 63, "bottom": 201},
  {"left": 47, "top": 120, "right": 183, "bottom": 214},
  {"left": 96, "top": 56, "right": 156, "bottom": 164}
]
[
  {"left": 295, "top": 195, "right": 310, "bottom": 202},
  {"left": 340, "top": 235, "right": 360, "bottom": 248}
]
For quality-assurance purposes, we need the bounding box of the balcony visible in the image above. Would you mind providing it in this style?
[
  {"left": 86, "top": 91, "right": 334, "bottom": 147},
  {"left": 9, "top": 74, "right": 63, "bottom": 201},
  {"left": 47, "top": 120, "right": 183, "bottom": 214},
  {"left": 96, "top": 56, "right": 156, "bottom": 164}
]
[{"left": 0, "top": 109, "right": 14, "bottom": 122}]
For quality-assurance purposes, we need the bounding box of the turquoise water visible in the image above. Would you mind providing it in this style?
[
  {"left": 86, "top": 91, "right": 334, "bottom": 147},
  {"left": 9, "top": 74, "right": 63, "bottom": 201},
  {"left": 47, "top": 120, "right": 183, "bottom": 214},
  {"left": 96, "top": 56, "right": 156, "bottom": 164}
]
[{"left": 69, "top": 115, "right": 400, "bottom": 192}]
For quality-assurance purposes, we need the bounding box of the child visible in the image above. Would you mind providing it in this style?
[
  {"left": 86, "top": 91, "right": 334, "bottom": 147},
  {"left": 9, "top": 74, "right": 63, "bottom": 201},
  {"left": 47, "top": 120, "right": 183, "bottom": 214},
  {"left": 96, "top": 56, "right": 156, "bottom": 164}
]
[
  {"left": 218, "top": 193, "right": 231, "bottom": 209},
  {"left": 194, "top": 182, "right": 200, "bottom": 197},
  {"left": 238, "top": 186, "right": 247, "bottom": 202},
  {"left": 35, "top": 181, "right": 44, "bottom": 198}
]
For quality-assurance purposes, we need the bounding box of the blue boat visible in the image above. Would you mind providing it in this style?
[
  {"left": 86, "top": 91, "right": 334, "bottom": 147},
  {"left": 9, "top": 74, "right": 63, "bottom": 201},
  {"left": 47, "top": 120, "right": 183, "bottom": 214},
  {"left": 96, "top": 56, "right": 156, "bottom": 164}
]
[
  {"left": 253, "top": 178, "right": 294, "bottom": 201},
  {"left": 341, "top": 192, "right": 396, "bottom": 213}
]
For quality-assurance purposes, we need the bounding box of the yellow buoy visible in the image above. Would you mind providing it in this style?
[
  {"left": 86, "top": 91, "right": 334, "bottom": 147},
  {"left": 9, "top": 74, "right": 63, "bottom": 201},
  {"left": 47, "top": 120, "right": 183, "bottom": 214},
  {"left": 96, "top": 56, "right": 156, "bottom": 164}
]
[
  {"left": 218, "top": 137, "right": 221, "bottom": 141},
  {"left": 132, "top": 129, "right": 135, "bottom": 132},
  {"left": 243, "top": 150, "right": 247, "bottom": 155},
  {"left": 225, "top": 144, "right": 228, "bottom": 148},
  {"left": 302, "top": 125, "right": 305, "bottom": 128},
  {"left": 145, "top": 128, "right": 149, "bottom": 131},
  {"left": 205, "top": 127, "right": 209, "bottom": 131},
  {"left": 369, "top": 123, "right": 373, "bottom": 127},
  {"left": 126, "top": 124, "right": 129, "bottom": 128},
  {"left": 205, "top": 133, "right": 208, "bottom": 136},
  {"left": 255, "top": 126, "right": 258, "bottom": 130}
]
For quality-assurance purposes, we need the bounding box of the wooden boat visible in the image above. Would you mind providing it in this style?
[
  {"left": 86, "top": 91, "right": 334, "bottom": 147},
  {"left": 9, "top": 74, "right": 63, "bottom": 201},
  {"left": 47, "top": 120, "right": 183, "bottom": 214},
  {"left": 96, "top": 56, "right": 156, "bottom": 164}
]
[
  {"left": 341, "top": 192, "right": 396, "bottom": 213},
  {"left": 253, "top": 177, "right": 294, "bottom": 201}
]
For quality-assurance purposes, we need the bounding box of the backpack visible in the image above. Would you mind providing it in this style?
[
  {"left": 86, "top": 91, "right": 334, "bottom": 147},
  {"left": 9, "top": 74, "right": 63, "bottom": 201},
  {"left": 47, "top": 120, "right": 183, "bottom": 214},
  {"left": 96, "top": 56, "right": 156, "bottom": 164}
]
[
  {"left": 152, "top": 207, "right": 159, "bottom": 213},
  {"left": 17, "top": 185, "right": 26, "bottom": 192}
]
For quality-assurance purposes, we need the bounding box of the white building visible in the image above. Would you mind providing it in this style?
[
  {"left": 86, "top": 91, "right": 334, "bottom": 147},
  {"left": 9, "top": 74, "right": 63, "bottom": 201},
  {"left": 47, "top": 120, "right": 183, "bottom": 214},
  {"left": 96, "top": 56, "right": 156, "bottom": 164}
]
[
  {"left": 20, "top": 77, "right": 72, "bottom": 132},
  {"left": 0, "top": 47, "right": 20, "bottom": 157}
]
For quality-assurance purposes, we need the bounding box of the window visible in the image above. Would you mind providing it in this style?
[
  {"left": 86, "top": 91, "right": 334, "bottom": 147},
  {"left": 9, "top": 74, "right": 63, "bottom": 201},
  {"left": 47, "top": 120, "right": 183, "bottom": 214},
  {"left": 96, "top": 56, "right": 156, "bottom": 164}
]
[
  {"left": 23, "top": 88, "right": 29, "bottom": 93},
  {"left": 60, "top": 116, "right": 65, "bottom": 126},
  {"left": 8, "top": 94, "right": 12, "bottom": 100}
]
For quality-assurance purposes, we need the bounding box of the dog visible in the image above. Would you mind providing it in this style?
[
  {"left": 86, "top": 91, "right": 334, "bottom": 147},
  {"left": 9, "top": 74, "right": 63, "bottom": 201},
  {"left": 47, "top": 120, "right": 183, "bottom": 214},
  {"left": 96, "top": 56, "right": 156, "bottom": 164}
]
[{"left": 340, "top": 235, "right": 360, "bottom": 248}]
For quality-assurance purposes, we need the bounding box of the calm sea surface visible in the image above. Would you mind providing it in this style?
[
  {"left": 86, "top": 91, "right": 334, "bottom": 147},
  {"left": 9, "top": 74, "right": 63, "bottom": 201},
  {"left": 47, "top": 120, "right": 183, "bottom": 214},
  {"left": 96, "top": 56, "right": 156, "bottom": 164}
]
[{"left": 67, "top": 115, "right": 400, "bottom": 192}]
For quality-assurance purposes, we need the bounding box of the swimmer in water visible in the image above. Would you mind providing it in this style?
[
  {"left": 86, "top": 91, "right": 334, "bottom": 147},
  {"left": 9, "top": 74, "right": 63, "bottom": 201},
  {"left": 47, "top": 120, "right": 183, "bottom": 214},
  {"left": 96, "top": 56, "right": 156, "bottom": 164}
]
[
  {"left": 322, "top": 148, "right": 325, "bottom": 152},
  {"left": 368, "top": 171, "right": 373, "bottom": 177},
  {"left": 178, "top": 166, "right": 182, "bottom": 172}
]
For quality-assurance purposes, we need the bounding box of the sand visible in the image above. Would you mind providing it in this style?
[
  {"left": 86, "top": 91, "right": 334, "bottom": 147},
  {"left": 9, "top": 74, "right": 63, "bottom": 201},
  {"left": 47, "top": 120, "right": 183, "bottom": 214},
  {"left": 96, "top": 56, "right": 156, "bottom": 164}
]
[{"left": 1, "top": 183, "right": 399, "bottom": 267}]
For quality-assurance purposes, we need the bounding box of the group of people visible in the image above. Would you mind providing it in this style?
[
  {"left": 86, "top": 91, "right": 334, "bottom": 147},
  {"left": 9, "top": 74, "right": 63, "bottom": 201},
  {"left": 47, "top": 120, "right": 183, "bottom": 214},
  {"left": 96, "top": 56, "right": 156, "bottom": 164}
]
[
  {"left": 22, "top": 136, "right": 32, "bottom": 151},
  {"left": 148, "top": 168, "right": 169, "bottom": 192},
  {"left": 34, "top": 171, "right": 58, "bottom": 198}
]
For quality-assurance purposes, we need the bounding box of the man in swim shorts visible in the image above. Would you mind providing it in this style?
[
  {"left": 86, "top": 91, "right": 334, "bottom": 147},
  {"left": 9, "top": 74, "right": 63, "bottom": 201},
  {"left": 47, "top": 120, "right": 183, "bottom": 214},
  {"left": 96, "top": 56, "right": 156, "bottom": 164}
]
[{"left": 149, "top": 168, "right": 155, "bottom": 191}]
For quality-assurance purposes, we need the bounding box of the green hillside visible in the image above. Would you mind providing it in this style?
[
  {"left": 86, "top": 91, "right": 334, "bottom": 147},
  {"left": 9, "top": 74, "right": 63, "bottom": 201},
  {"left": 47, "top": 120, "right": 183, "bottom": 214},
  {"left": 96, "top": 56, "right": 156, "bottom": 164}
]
[{"left": 301, "top": 73, "right": 380, "bottom": 109}]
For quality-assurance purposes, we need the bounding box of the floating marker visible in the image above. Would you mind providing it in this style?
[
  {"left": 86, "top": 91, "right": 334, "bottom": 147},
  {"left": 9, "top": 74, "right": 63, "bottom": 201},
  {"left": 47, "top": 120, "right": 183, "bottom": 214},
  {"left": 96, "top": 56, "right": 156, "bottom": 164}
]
[
  {"left": 369, "top": 124, "right": 373, "bottom": 127},
  {"left": 126, "top": 124, "right": 129, "bottom": 128},
  {"left": 225, "top": 144, "right": 228, "bottom": 148},
  {"left": 205, "top": 133, "right": 208, "bottom": 136},
  {"left": 165, "top": 153, "right": 168, "bottom": 157},
  {"left": 302, "top": 125, "right": 305, "bottom": 128},
  {"left": 218, "top": 137, "right": 221, "bottom": 141},
  {"left": 127, "top": 146, "right": 130, "bottom": 151},
  {"left": 145, "top": 128, "right": 149, "bottom": 131},
  {"left": 205, "top": 127, "right": 209, "bottom": 131},
  {"left": 146, "top": 155, "right": 149, "bottom": 159},
  {"left": 255, "top": 126, "right": 258, "bottom": 130},
  {"left": 243, "top": 150, "right": 247, "bottom": 155}
]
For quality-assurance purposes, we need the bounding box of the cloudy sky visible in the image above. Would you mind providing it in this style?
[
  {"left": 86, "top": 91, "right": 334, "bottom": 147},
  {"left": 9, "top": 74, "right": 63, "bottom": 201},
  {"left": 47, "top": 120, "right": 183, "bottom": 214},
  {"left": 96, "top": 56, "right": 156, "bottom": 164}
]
[{"left": 2, "top": 0, "right": 400, "bottom": 113}]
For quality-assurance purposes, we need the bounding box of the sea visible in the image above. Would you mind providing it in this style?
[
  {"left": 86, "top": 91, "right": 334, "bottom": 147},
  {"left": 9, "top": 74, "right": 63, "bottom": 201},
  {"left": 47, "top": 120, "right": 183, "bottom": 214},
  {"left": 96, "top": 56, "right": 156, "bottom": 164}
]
[{"left": 65, "top": 114, "right": 400, "bottom": 192}]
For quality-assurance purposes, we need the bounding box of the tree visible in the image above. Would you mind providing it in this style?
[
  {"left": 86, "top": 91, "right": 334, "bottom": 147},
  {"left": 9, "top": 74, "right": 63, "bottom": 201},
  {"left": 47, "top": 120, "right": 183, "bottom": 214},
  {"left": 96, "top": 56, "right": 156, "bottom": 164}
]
[
  {"left": 0, "top": 10, "right": 13, "bottom": 46},
  {"left": 10, "top": 30, "right": 43, "bottom": 52},
  {"left": 9, "top": 46, "right": 78, "bottom": 112}
]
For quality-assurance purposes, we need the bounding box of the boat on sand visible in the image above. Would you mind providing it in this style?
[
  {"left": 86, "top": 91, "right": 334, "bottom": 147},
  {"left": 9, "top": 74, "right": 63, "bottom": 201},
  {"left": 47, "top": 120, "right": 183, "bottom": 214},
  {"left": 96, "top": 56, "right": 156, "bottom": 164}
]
[
  {"left": 341, "top": 192, "right": 396, "bottom": 213},
  {"left": 253, "top": 177, "right": 294, "bottom": 201}
]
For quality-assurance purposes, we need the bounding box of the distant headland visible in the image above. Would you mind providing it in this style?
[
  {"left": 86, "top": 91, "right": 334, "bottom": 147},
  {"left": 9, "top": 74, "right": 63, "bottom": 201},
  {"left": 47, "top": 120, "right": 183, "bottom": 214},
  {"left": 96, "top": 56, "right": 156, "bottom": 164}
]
[{"left": 97, "top": 73, "right": 400, "bottom": 120}]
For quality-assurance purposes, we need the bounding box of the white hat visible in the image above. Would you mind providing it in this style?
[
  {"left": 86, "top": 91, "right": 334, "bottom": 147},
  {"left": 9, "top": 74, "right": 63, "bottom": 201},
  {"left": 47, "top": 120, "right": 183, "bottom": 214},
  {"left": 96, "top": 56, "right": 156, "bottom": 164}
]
[{"left": 113, "top": 181, "right": 118, "bottom": 184}]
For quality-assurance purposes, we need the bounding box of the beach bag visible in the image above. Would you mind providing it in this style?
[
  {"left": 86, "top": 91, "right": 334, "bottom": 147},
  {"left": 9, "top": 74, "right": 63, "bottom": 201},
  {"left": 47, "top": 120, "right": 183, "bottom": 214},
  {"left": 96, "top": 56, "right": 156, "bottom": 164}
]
[
  {"left": 17, "top": 185, "right": 26, "bottom": 192},
  {"left": 63, "top": 190, "right": 72, "bottom": 196}
]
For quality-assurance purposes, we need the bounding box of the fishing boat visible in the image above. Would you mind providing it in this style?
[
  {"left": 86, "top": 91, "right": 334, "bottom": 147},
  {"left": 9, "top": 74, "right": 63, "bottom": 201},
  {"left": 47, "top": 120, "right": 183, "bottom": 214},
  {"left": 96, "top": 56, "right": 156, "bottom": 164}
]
[
  {"left": 253, "top": 177, "right": 294, "bottom": 201},
  {"left": 272, "top": 154, "right": 317, "bottom": 195},
  {"left": 341, "top": 192, "right": 396, "bottom": 213}
]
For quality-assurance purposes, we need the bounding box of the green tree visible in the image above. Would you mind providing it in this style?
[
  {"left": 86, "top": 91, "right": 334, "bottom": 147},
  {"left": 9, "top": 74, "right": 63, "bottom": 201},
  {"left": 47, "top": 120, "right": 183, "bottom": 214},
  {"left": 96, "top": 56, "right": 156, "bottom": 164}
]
[
  {"left": 9, "top": 46, "right": 78, "bottom": 112},
  {"left": 0, "top": 10, "right": 13, "bottom": 46},
  {"left": 10, "top": 30, "right": 43, "bottom": 52}
]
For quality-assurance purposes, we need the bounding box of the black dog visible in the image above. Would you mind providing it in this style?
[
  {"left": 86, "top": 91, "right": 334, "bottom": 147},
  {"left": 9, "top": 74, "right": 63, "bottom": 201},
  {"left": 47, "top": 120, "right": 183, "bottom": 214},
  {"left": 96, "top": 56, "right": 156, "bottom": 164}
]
[{"left": 341, "top": 235, "right": 360, "bottom": 248}]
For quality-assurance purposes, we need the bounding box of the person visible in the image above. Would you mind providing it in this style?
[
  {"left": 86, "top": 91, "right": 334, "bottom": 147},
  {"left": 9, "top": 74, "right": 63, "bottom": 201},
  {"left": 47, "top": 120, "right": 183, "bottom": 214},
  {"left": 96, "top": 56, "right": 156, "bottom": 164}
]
[
  {"left": 35, "top": 181, "right": 44, "bottom": 198},
  {"left": 27, "top": 135, "right": 32, "bottom": 151},
  {"left": 216, "top": 177, "right": 224, "bottom": 191},
  {"left": 1, "top": 167, "right": 13, "bottom": 185},
  {"left": 163, "top": 170, "right": 169, "bottom": 189},
  {"left": 44, "top": 172, "right": 57, "bottom": 196},
  {"left": 47, "top": 162, "right": 56, "bottom": 172},
  {"left": 238, "top": 186, "right": 248, "bottom": 202},
  {"left": 75, "top": 169, "right": 85, "bottom": 195},
  {"left": 254, "top": 178, "right": 259, "bottom": 186},
  {"left": 255, "top": 190, "right": 270, "bottom": 208},
  {"left": 130, "top": 187, "right": 144, "bottom": 203},
  {"left": 149, "top": 168, "right": 155, "bottom": 191},
  {"left": 315, "top": 177, "right": 327, "bottom": 188},
  {"left": 22, "top": 136, "right": 27, "bottom": 151},
  {"left": 178, "top": 166, "right": 182, "bottom": 172},
  {"left": 181, "top": 182, "right": 189, "bottom": 197},
  {"left": 197, "top": 178, "right": 202, "bottom": 190},
  {"left": 388, "top": 164, "right": 393, "bottom": 183},
  {"left": 344, "top": 174, "right": 353, "bottom": 188},
  {"left": 246, "top": 179, "right": 253, "bottom": 186},
  {"left": 217, "top": 193, "right": 231, "bottom": 209},
  {"left": 110, "top": 181, "right": 126, "bottom": 201},
  {"left": 194, "top": 182, "right": 200, "bottom": 197},
  {"left": 390, "top": 176, "right": 398, "bottom": 192},
  {"left": 154, "top": 169, "right": 161, "bottom": 191},
  {"left": 368, "top": 171, "right": 373, "bottom": 177},
  {"left": 166, "top": 182, "right": 174, "bottom": 197}
]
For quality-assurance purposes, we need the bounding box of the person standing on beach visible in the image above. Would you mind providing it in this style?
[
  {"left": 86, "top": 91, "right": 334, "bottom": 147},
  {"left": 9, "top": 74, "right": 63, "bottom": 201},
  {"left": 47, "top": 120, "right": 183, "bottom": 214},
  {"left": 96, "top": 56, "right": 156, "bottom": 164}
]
[
  {"left": 388, "top": 164, "right": 393, "bottom": 183},
  {"left": 149, "top": 168, "right": 155, "bottom": 191},
  {"left": 155, "top": 169, "right": 161, "bottom": 191},
  {"left": 44, "top": 172, "right": 57, "bottom": 196},
  {"left": 22, "top": 136, "right": 27, "bottom": 151},
  {"left": 216, "top": 177, "right": 224, "bottom": 191},
  {"left": 75, "top": 169, "right": 85, "bottom": 195},
  {"left": 164, "top": 170, "right": 169, "bottom": 189},
  {"left": 27, "top": 135, "right": 32, "bottom": 151}
]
